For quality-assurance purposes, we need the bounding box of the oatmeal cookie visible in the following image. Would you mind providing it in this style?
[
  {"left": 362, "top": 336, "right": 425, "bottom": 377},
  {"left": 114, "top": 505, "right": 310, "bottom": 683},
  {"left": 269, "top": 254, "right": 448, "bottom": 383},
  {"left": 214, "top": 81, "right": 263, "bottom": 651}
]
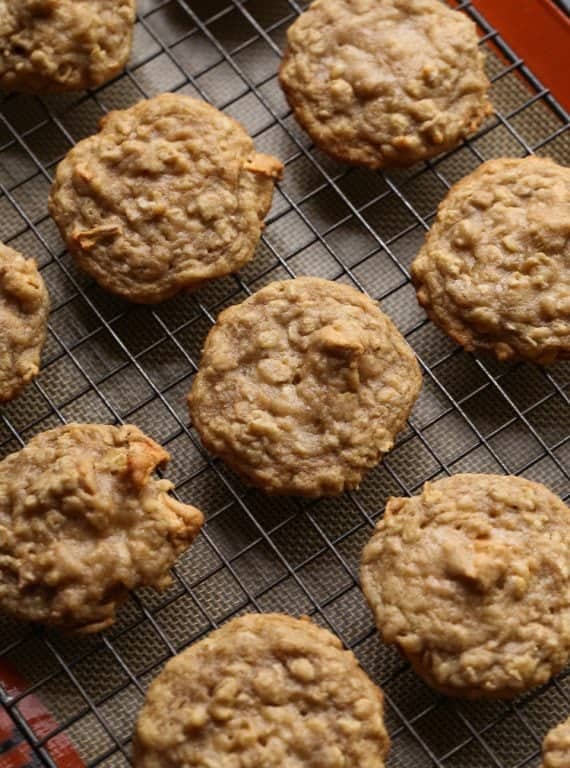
[
  {"left": 188, "top": 277, "right": 421, "bottom": 497},
  {"left": 361, "top": 474, "right": 570, "bottom": 699},
  {"left": 133, "top": 613, "right": 390, "bottom": 768},
  {"left": 411, "top": 157, "right": 570, "bottom": 364},
  {"left": 279, "top": 0, "right": 491, "bottom": 168},
  {"left": 49, "top": 94, "right": 283, "bottom": 303},
  {"left": 0, "top": 243, "right": 49, "bottom": 402},
  {"left": 0, "top": 0, "right": 135, "bottom": 93},
  {"left": 542, "top": 716, "right": 570, "bottom": 768},
  {"left": 0, "top": 423, "right": 204, "bottom": 633}
]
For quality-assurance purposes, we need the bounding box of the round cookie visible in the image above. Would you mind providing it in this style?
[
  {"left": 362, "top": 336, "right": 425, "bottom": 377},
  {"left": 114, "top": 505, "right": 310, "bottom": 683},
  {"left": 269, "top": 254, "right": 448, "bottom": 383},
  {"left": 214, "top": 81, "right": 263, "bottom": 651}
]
[
  {"left": 411, "top": 156, "right": 570, "bottom": 364},
  {"left": 279, "top": 0, "right": 491, "bottom": 168},
  {"left": 0, "top": 423, "right": 204, "bottom": 633},
  {"left": 360, "top": 474, "right": 570, "bottom": 699},
  {"left": 0, "top": 242, "right": 49, "bottom": 402},
  {"left": 0, "top": 0, "right": 135, "bottom": 93},
  {"left": 133, "top": 613, "right": 390, "bottom": 768},
  {"left": 542, "top": 716, "right": 570, "bottom": 768},
  {"left": 188, "top": 277, "right": 421, "bottom": 497},
  {"left": 49, "top": 94, "right": 283, "bottom": 303}
]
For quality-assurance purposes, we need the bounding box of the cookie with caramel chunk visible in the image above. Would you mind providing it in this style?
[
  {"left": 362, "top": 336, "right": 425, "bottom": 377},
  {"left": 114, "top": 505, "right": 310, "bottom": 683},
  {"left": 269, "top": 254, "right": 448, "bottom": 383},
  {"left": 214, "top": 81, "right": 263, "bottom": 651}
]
[
  {"left": 0, "top": 242, "right": 48, "bottom": 402},
  {"left": 361, "top": 474, "right": 570, "bottom": 698},
  {"left": 0, "top": 0, "right": 135, "bottom": 93},
  {"left": 542, "top": 716, "right": 570, "bottom": 768},
  {"left": 134, "top": 613, "right": 390, "bottom": 768},
  {"left": 188, "top": 277, "right": 421, "bottom": 497},
  {"left": 49, "top": 94, "right": 283, "bottom": 303},
  {"left": 0, "top": 423, "right": 204, "bottom": 632},
  {"left": 280, "top": 0, "right": 491, "bottom": 168},
  {"left": 411, "top": 157, "right": 570, "bottom": 364}
]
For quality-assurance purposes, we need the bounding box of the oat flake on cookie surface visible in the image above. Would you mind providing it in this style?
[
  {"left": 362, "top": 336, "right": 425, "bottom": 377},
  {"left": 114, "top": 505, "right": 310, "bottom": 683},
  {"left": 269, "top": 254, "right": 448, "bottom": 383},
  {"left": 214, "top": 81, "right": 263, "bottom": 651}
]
[
  {"left": 0, "top": 242, "right": 49, "bottom": 402},
  {"left": 412, "top": 156, "right": 570, "bottom": 364},
  {"left": 188, "top": 277, "right": 421, "bottom": 497},
  {"left": 0, "top": 0, "right": 135, "bottom": 93},
  {"left": 133, "top": 613, "right": 390, "bottom": 768},
  {"left": 361, "top": 474, "right": 570, "bottom": 699},
  {"left": 0, "top": 423, "right": 204, "bottom": 633},
  {"left": 49, "top": 93, "right": 283, "bottom": 303},
  {"left": 542, "top": 716, "right": 570, "bottom": 768},
  {"left": 279, "top": 0, "right": 491, "bottom": 168}
]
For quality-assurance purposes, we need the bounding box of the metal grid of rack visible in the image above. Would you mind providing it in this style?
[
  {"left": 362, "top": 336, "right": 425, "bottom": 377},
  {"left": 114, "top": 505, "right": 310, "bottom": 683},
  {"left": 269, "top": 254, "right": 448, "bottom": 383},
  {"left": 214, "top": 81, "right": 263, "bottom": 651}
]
[{"left": 0, "top": 1, "right": 568, "bottom": 766}]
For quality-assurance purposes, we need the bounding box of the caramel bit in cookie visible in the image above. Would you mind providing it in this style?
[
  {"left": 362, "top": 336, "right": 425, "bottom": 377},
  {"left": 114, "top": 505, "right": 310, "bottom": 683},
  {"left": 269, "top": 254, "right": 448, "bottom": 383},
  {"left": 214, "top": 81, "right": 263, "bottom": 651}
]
[
  {"left": 0, "top": 242, "right": 49, "bottom": 402},
  {"left": 72, "top": 223, "right": 122, "bottom": 250},
  {"left": 133, "top": 613, "right": 390, "bottom": 768},
  {"left": 442, "top": 534, "right": 510, "bottom": 593},
  {"left": 0, "top": 423, "right": 204, "bottom": 633},
  {"left": 189, "top": 277, "right": 421, "bottom": 497},
  {"left": 313, "top": 324, "right": 365, "bottom": 358},
  {"left": 127, "top": 435, "right": 170, "bottom": 488},
  {"left": 411, "top": 157, "right": 570, "bottom": 364},
  {"left": 49, "top": 94, "right": 283, "bottom": 303},
  {"left": 280, "top": 0, "right": 491, "bottom": 168},
  {"left": 361, "top": 473, "right": 570, "bottom": 698},
  {"left": 0, "top": 0, "right": 136, "bottom": 93},
  {"left": 243, "top": 153, "right": 284, "bottom": 179}
]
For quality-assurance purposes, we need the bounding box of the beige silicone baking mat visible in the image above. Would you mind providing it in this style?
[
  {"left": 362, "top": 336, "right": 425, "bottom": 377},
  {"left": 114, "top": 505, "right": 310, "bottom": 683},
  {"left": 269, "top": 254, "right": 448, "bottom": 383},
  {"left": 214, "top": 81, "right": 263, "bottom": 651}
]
[{"left": 0, "top": 1, "right": 568, "bottom": 767}]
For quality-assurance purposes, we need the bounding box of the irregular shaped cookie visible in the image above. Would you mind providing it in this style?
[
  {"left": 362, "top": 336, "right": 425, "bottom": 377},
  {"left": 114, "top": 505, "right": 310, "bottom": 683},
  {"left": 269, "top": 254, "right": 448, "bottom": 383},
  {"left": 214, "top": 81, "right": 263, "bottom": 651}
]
[
  {"left": 134, "top": 613, "right": 390, "bottom": 768},
  {"left": 0, "top": 0, "right": 135, "bottom": 93},
  {"left": 542, "top": 716, "right": 570, "bottom": 768},
  {"left": 361, "top": 474, "right": 570, "bottom": 699},
  {"left": 0, "top": 243, "right": 49, "bottom": 402},
  {"left": 0, "top": 424, "right": 204, "bottom": 632},
  {"left": 279, "top": 0, "right": 491, "bottom": 168},
  {"left": 188, "top": 277, "right": 421, "bottom": 497},
  {"left": 411, "top": 157, "right": 570, "bottom": 364},
  {"left": 49, "top": 94, "right": 283, "bottom": 303}
]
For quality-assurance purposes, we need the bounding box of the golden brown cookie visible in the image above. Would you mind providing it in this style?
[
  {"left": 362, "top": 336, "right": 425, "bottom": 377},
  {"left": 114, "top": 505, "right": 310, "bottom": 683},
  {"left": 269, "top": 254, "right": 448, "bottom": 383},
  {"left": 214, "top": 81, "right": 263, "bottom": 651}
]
[
  {"left": 49, "top": 94, "right": 283, "bottom": 303},
  {"left": 279, "top": 0, "right": 491, "bottom": 168},
  {"left": 0, "top": 423, "right": 204, "bottom": 633},
  {"left": 542, "top": 716, "right": 570, "bottom": 768},
  {"left": 361, "top": 474, "right": 570, "bottom": 699},
  {"left": 133, "top": 613, "right": 390, "bottom": 768},
  {"left": 0, "top": 242, "right": 49, "bottom": 402},
  {"left": 411, "top": 157, "right": 570, "bottom": 364},
  {"left": 188, "top": 277, "right": 421, "bottom": 497},
  {"left": 0, "top": 0, "right": 135, "bottom": 93}
]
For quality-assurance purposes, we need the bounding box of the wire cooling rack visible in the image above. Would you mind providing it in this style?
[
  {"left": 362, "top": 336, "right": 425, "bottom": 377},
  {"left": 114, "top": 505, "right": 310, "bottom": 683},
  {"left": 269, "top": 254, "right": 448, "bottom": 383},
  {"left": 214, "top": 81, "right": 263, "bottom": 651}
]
[{"left": 0, "top": 1, "right": 568, "bottom": 767}]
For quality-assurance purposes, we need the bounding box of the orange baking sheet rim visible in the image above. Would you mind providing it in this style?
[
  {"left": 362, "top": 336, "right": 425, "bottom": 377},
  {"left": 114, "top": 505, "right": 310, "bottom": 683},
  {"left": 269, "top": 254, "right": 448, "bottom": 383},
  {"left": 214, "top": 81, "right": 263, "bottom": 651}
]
[{"left": 469, "top": 0, "right": 570, "bottom": 112}]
